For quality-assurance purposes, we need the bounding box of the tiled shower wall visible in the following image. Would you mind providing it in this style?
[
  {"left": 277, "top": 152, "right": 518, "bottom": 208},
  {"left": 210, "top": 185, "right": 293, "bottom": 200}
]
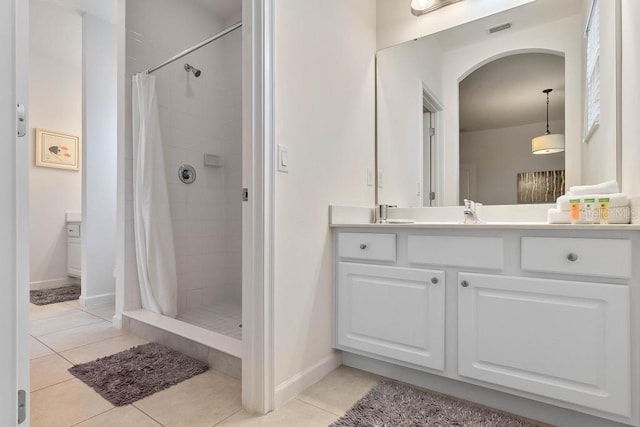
[{"left": 125, "top": 0, "right": 242, "bottom": 315}]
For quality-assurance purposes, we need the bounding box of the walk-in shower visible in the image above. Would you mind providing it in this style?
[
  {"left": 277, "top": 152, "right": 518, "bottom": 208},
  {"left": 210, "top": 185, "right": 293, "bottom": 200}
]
[{"left": 127, "top": 3, "right": 243, "bottom": 362}]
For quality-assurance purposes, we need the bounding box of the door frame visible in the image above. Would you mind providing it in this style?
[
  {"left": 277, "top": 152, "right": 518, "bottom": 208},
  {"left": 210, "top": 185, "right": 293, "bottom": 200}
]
[
  {"left": 241, "top": 0, "right": 276, "bottom": 414},
  {"left": 421, "top": 83, "right": 443, "bottom": 207},
  {"left": 2, "top": 0, "right": 29, "bottom": 425}
]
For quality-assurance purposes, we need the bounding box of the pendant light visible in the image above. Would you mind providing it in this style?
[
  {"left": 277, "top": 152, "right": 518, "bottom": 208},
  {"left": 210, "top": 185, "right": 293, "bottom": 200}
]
[{"left": 532, "top": 88, "right": 565, "bottom": 155}]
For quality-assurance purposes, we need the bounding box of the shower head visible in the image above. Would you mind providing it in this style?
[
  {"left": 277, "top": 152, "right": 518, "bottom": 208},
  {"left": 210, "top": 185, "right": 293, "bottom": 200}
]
[{"left": 184, "top": 63, "right": 201, "bottom": 77}]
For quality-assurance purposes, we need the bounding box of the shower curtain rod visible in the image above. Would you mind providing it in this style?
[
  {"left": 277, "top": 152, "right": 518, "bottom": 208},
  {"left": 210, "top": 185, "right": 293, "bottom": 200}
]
[{"left": 146, "top": 21, "right": 242, "bottom": 74}]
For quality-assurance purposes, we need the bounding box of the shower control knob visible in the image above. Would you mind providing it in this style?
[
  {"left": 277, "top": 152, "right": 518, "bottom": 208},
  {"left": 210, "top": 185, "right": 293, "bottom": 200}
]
[{"left": 178, "top": 165, "right": 196, "bottom": 184}]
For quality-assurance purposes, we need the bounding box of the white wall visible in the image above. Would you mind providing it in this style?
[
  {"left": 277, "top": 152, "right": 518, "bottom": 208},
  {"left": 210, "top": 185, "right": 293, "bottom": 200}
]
[
  {"left": 376, "top": 0, "right": 535, "bottom": 50},
  {"left": 459, "top": 120, "right": 565, "bottom": 205},
  {"left": 273, "top": 0, "right": 376, "bottom": 404},
  {"left": 81, "top": 14, "right": 118, "bottom": 306},
  {"left": 621, "top": 1, "right": 640, "bottom": 197},
  {"left": 377, "top": 37, "right": 443, "bottom": 206},
  {"left": 581, "top": 0, "right": 620, "bottom": 185},
  {"left": 125, "top": 0, "right": 242, "bottom": 313},
  {"left": 29, "top": 0, "right": 82, "bottom": 288},
  {"left": 441, "top": 14, "right": 582, "bottom": 205}
]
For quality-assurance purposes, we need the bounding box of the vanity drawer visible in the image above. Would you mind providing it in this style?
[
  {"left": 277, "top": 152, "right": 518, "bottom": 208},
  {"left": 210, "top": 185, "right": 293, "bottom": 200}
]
[
  {"left": 408, "top": 235, "right": 503, "bottom": 270},
  {"left": 338, "top": 232, "right": 396, "bottom": 262},
  {"left": 521, "top": 237, "right": 631, "bottom": 279}
]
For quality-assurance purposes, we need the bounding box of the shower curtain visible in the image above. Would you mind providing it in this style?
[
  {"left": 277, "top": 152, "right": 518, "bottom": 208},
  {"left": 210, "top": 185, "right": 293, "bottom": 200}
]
[{"left": 132, "top": 73, "right": 178, "bottom": 317}]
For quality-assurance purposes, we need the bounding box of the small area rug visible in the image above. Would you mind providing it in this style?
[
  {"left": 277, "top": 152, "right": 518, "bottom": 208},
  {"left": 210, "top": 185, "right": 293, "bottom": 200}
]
[
  {"left": 68, "top": 342, "right": 209, "bottom": 406},
  {"left": 29, "top": 285, "right": 80, "bottom": 305},
  {"left": 330, "top": 380, "right": 539, "bottom": 427}
]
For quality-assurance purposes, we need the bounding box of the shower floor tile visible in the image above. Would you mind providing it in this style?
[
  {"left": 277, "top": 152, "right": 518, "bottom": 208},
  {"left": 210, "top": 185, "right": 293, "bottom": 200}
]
[{"left": 177, "top": 300, "right": 242, "bottom": 340}]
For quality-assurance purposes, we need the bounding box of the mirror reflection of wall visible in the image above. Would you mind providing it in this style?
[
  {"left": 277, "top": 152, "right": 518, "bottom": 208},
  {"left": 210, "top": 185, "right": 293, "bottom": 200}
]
[
  {"left": 458, "top": 53, "right": 565, "bottom": 205},
  {"left": 376, "top": 0, "right": 620, "bottom": 207}
]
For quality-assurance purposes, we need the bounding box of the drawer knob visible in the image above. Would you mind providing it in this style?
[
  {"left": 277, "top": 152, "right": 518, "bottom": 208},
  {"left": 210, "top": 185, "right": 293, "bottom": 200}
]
[
  {"left": 359, "top": 244, "right": 367, "bottom": 250},
  {"left": 460, "top": 280, "right": 469, "bottom": 288},
  {"left": 431, "top": 277, "right": 439, "bottom": 284},
  {"left": 567, "top": 253, "right": 578, "bottom": 262}
]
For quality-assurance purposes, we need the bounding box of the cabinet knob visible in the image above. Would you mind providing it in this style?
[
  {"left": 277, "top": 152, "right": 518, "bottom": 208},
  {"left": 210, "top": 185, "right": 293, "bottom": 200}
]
[
  {"left": 567, "top": 253, "right": 578, "bottom": 262},
  {"left": 431, "top": 277, "right": 439, "bottom": 284},
  {"left": 460, "top": 280, "right": 469, "bottom": 288},
  {"left": 359, "top": 244, "right": 367, "bottom": 250}
]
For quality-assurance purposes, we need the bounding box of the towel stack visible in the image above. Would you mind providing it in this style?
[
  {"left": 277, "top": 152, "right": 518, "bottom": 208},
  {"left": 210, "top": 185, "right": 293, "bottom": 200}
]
[{"left": 547, "top": 180, "right": 631, "bottom": 224}]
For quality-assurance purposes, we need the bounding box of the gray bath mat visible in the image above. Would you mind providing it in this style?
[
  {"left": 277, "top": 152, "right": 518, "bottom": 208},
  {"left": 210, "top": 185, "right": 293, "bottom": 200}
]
[
  {"left": 68, "top": 342, "right": 209, "bottom": 406},
  {"left": 330, "top": 380, "right": 540, "bottom": 427},
  {"left": 29, "top": 285, "right": 80, "bottom": 305}
]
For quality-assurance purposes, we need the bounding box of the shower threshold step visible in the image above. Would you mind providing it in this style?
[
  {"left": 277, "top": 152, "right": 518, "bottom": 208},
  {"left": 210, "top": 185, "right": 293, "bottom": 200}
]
[{"left": 123, "top": 309, "right": 242, "bottom": 358}]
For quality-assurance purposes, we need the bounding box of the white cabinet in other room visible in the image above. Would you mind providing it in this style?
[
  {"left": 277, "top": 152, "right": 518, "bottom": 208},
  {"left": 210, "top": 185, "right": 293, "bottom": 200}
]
[
  {"left": 337, "top": 262, "right": 445, "bottom": 371},
  {"left": 458, "top": 272, "right": 630, "bottom": 417},
  {"left": 67, "top": 222, "right": 81, "bottom": 278}
]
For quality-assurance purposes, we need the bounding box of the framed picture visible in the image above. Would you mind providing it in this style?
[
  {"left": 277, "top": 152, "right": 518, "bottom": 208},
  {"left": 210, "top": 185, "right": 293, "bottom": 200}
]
[
  {"left": 35, "top": 128, "right": 81, "bottom": 171},
  {"left": 517, "top": 170, "right": 565, "bottom": 204}
]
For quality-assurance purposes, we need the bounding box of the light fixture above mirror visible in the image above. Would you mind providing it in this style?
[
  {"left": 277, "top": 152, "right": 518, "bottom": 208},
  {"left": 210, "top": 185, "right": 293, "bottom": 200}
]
[
  {"left": 410, "top": 0, "right": 463, "bottom": 17},
  {"left": 532, "top": 88, "right": 565, "bottom": 155}
]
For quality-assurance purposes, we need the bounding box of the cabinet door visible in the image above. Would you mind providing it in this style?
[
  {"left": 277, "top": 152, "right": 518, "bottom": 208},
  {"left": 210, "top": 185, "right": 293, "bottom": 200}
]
[
  {"left": 67, "top": 238, "right": 82, "bottom": 278},
  {"left": 337, "top": 263, "right": 445, "bottom": 371},
  {"left": 458, "top": 273, "right": 630, "bottom": 416}
]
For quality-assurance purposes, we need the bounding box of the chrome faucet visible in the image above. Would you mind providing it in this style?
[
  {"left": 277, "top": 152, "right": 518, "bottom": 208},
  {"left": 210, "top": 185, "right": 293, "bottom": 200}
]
[{"left": 463, "top": 199, "right": 483, "bottom": 224}]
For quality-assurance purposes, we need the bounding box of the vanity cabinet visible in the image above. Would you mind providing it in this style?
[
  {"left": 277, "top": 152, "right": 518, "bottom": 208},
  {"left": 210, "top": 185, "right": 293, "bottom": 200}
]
[
  {"left": 333, "top": 225, "right": 639, "bottom": 425},
  {"left": 67, "top": 222, "right": 81, "bottom": 278},
  {"left": 458, "top": 272, "right": 630, "bottom": 416},
  {"left": 337, "top": 262, "right": 445, "bottom": 370}
]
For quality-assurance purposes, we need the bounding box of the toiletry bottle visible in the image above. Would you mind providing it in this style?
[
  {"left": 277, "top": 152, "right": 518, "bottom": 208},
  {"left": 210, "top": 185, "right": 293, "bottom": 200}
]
[
  {"left": 599, "top": 197, "right": 610, "bottom": 224},
  {"left": 583, "top": 198, "right": 596, "bottom": 223},
  {"left": 570, "top": 199, "right": 580, "bottom": 224}
]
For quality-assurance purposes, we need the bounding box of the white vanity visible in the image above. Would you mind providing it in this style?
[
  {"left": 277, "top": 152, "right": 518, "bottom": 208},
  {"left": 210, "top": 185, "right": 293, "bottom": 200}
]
[{"left": 332, "top": 217, "right": 640, "bottom": 426}]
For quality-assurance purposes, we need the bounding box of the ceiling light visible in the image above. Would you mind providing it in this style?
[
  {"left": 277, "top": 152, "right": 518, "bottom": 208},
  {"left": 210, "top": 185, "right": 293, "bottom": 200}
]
[
  {"left": 411, "top": 0, "right": 463, "bottom": 17},
  {"left": 532, "top": 89, "right": 565, "bottom": 155}
]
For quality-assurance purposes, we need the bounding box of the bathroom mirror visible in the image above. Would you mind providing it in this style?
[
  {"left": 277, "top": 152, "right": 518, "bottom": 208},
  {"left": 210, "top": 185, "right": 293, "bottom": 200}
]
[{"left": 376, "top": 0, "right": 621, "bottom": 207}]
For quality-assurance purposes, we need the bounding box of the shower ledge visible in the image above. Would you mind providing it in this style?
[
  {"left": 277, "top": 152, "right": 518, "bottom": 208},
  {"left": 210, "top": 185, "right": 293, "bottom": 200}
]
[{"left": 123, "top": 309, "right": 242, "bottom": 358}]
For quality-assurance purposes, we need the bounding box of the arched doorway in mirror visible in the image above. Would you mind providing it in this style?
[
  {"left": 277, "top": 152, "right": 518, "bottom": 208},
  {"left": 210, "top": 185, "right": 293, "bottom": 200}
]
[{"left": 458, "top": 52, "right": 566, "bottom": 205}]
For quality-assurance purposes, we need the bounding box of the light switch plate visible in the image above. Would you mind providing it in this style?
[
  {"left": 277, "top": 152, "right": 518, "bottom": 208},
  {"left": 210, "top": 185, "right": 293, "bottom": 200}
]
[{"left": 277, "top": 144, "right": 289, "bottom": 173}]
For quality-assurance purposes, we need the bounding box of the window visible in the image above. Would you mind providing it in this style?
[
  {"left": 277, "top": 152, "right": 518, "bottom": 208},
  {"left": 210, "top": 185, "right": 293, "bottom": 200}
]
[{"left": 584, "top": 0, "right": 600, "bottom": 140}]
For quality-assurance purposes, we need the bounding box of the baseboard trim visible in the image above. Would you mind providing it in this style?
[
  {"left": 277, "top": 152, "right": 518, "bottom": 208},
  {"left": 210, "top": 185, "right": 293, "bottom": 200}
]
[
  {"left": 111, "top": 314, "right": 123, "bottom": 329},
  {"left": 79, "top": 292, "right": 115, "bottom": 308},
  {"left": 274, "top": 351, "right": 343, "bottom": 408},
  {"left": 30, "top": 277, "right": 79, "bottom": 290}
]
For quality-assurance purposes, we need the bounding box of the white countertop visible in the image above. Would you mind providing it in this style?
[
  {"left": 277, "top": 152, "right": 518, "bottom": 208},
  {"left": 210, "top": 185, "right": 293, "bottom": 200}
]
[
  {"left": 330, "top": 222, "right": 640, "bottom": 231},
  {"left": 328, "top": 205, "right": 640, "bottom": 231}
]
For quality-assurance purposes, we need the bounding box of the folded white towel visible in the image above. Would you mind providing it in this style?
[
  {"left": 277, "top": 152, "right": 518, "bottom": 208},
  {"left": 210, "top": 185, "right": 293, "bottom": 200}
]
[
  {"left": 547, "top": 208, "right": 571, "bottom": 224},
  {"left": 568, "top": 180, "right": 619, "bottom": 196},
  {"left": 547, "top": 206, "right": 631, "bottom": 224},
  {"left": 557, "top": 193, "right": 629, "bottom": 211}
]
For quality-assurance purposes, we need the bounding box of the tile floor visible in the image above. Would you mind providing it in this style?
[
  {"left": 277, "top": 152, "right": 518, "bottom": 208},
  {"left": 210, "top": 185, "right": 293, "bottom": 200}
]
[
  {"left": 30, "top": 300, "right": 545, "bottom": 426},
  {"left": 176, "top": 300, "right": 242, "bottom": 340},
  {"left": 29, "top": 299, "right": 377, "bottom": 427}
]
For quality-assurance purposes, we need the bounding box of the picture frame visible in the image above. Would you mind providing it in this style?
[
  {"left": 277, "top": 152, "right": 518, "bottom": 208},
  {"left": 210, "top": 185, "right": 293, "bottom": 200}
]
[
  {"left": 517, "top": 169, "right": 565, "bottom": 204},
  {"left": 35, "top": 128, "right": 81, "bottom": 171}
]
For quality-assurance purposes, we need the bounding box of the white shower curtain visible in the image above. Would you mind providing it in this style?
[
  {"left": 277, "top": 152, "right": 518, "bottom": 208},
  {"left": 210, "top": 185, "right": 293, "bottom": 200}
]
[{"left": 132, "top": 73, "right": 178, "bottom": 318}]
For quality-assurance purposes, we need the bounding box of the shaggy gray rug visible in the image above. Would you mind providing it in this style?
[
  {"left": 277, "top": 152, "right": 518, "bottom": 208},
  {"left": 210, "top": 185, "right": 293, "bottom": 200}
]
[
  {"left": 29, "top": 285, "right": 80, "bottom": 305},
  {"left": 330, "top": 380, "right": 539, "bottom": 427},
  {"left": 68, "top": 342, "right": 209, "bottom": 406}
]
